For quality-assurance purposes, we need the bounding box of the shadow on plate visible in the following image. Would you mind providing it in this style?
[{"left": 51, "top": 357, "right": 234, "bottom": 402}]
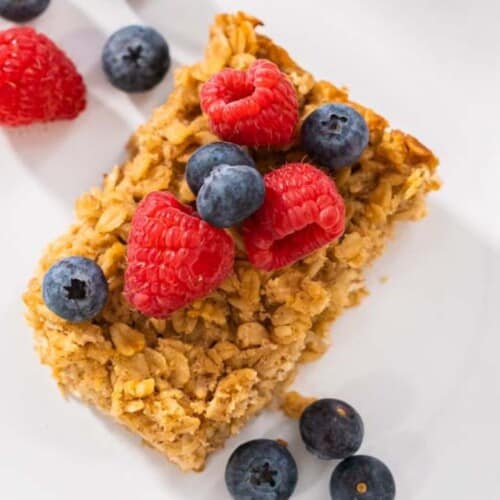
[
  {"left": 84, "top": 52, "right": 184, "bottom": 122},
  {"left": 47, "top": 0, "right": 185, "bottom": 120},
  {"left": 124, "top": 0, "right": 219, "bottom": 117},
  {"left": 5, "top": 47, "right": 182, "bottom": 210},
  {"left": 5, "top": 93, "right": 131, "bottom": 208},
  {"left": 34, "top": 0, "right": 106, "bottom": 74},
  {"left": 3, "top": 0, "right": 216, "bottom": 211},
  {"left": 87, "top": 405, "right": 225, "bottom": 495},
  {"left": 127, "top": 58, "right": 179, "bottom": 120},
  {"left": 126, "top": 0, "right": 217, "bottom": 56},
  {"left": 3, "top": 0, "right": 191, "bottom": 209},
  {"left": 2, "top": 1, "right": 133, "bottom": 207}
]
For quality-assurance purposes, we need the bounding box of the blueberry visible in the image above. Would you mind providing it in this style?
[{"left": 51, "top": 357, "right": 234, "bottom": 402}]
[
  {"left": 102, "top": 25, "right": 170, "bottom": 92},
  {"left": 301, "top": 103, "right": 369, "bottom": 170},
  {"left": 0, "top": 0, "right": 50, "bottom": 22},
  {"left": 299, "top": 399, "right": 364, "bottom": 460},
  {"left": 42, "top": 257, "right": 108, "bottom": 323},
  {"left": 330, "top": 455, "right": 396, "bottom": 500},
  {"left": 186, "top": 142, "right": 256, "bottom": 195},
  {"left": 225, "top": 439, "right": 298, "bottom": 500},
  {"left": 197, "top": 164, "right": 264, "bottom": 228}
]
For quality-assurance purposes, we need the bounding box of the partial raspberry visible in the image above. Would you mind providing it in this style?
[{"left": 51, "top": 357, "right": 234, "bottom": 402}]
[
  {"left": 124, "top": 191, "right": 235, "bottom": 318},
  {"left": 243, "top": 163, "right": 346, "bottom": 271},
  {"left": 200, "top": 59, "right": 299, "bottom": 147},
  {"left": 0, "top": 27, "right": 86, "bottom": 126}
]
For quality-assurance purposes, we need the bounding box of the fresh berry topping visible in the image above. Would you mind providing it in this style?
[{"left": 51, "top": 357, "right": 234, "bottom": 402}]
[
  {"left": 197, "top": 165, "right": 265, "bottom": 228},
  {"left": 301, "top": 103, "right": 369, "bottom": 170},
  {"left": 330, "top": 455, "right": 396, "bottom": 500},
  {"left": 0, "top": 27, "right": 86, "bottom": 126},
  {"left": 200, "top": 59, "right": 299, "bottom": 147},
  {"left": 300, "top": 399, "right": 364, "bottom": 460},
  {"left": 102, "top": 25, "right": 170, "bottom": 93},
  {"left": 0, "top": 0, "right": 50, "bottom": 23},
  {"left": 225, "top": 439, "right": 298, "bottom": 500},
  {"left": 42, "top": 257, "right": 108, "bottom": 323},
  {"left": 186, "top": 142, "right": 256, "bottom": 195},
  {"left": 243, "top": 163, "right": 345, "bottom": 271},
  {"left": 124, "top": 191, "right": 235, "bottom": 317}
]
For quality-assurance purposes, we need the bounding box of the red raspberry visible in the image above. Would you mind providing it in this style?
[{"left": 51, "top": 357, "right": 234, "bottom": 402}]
[
  {"left": 243, "top": 163, "right": 346, "bottom": 271},
  {"left": 124, "top": 191, "right": 235, "bottom": 318},
  {"left": 0, "top": 27, "right": 86, "bottom": 126},
  {"left": 200, "top": 59, "right": 299, "bottom": 147}
]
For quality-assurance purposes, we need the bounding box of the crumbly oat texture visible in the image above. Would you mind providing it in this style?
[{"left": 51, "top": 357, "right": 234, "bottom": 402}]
[
  {"left": 24, "top": 12, "right": 439, "bottom": 472},
  {"left": 281, "top": 391, "right": 317, "bottom": 420}
]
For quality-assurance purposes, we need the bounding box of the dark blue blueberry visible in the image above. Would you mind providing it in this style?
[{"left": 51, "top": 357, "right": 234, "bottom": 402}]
[
  {"left": 102, "top": 25, "right": 170, "bottom": 92},
  {"left": 225, "top": 439, "right": 298, "bottom": 500},
  {"left": 42, "top": 256, "right": 108, "bottom": 323},
  {"left": 330, "top": 455, "right": 396, "bottom": 500},
  {"left": 197, "top": 164, "right": 264, "bottom": 228},
  {"left": 186, "top": 142, "right": 256, "bottom": 195},
  {"left": 299, "top": 399, "right": 364, "bottom": 460},
  {"left": 301, "top": 103, "right": 369, "bottom": 170},
  {"left": 0, "top": 0, "right": 50, "bottom": 22}
]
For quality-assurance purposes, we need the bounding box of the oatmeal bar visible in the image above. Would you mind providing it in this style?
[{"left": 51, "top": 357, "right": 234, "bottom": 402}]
[{"left": 24, "top": 12, "right": 439, "bottom": 471}]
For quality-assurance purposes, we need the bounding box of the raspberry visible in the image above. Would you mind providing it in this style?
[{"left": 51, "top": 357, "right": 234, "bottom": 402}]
[
  {"left": 124, "top": 191, "right": 235, "bottom": 318},
  {"left": 0, "top": 27, "right": 86, "bottom": 126},
  {"left": 200, "top": 59, "right": 298, "bottom": 147},
  {"left": 243, "top": 163, "right": 346, "bottom": 271}
]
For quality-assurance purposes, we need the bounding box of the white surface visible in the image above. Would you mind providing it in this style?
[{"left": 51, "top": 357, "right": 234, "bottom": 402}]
[{"left": 1, "top": 0, "right": 499, "bottom": 499}]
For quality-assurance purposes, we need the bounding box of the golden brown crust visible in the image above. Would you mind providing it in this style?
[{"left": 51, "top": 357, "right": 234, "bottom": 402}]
[{"left": 23, "top": 12, "right": 439, "bottom": 471}]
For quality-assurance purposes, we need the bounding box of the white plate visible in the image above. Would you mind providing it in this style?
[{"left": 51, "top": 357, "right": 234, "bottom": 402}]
[{"left": 1, "top": 1, "right": 499, "bottom": 499}]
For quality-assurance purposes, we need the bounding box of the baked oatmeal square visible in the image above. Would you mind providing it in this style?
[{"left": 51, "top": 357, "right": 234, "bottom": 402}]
[{"left": 24, "top": 11, "right": 439, "bottom": 471}]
